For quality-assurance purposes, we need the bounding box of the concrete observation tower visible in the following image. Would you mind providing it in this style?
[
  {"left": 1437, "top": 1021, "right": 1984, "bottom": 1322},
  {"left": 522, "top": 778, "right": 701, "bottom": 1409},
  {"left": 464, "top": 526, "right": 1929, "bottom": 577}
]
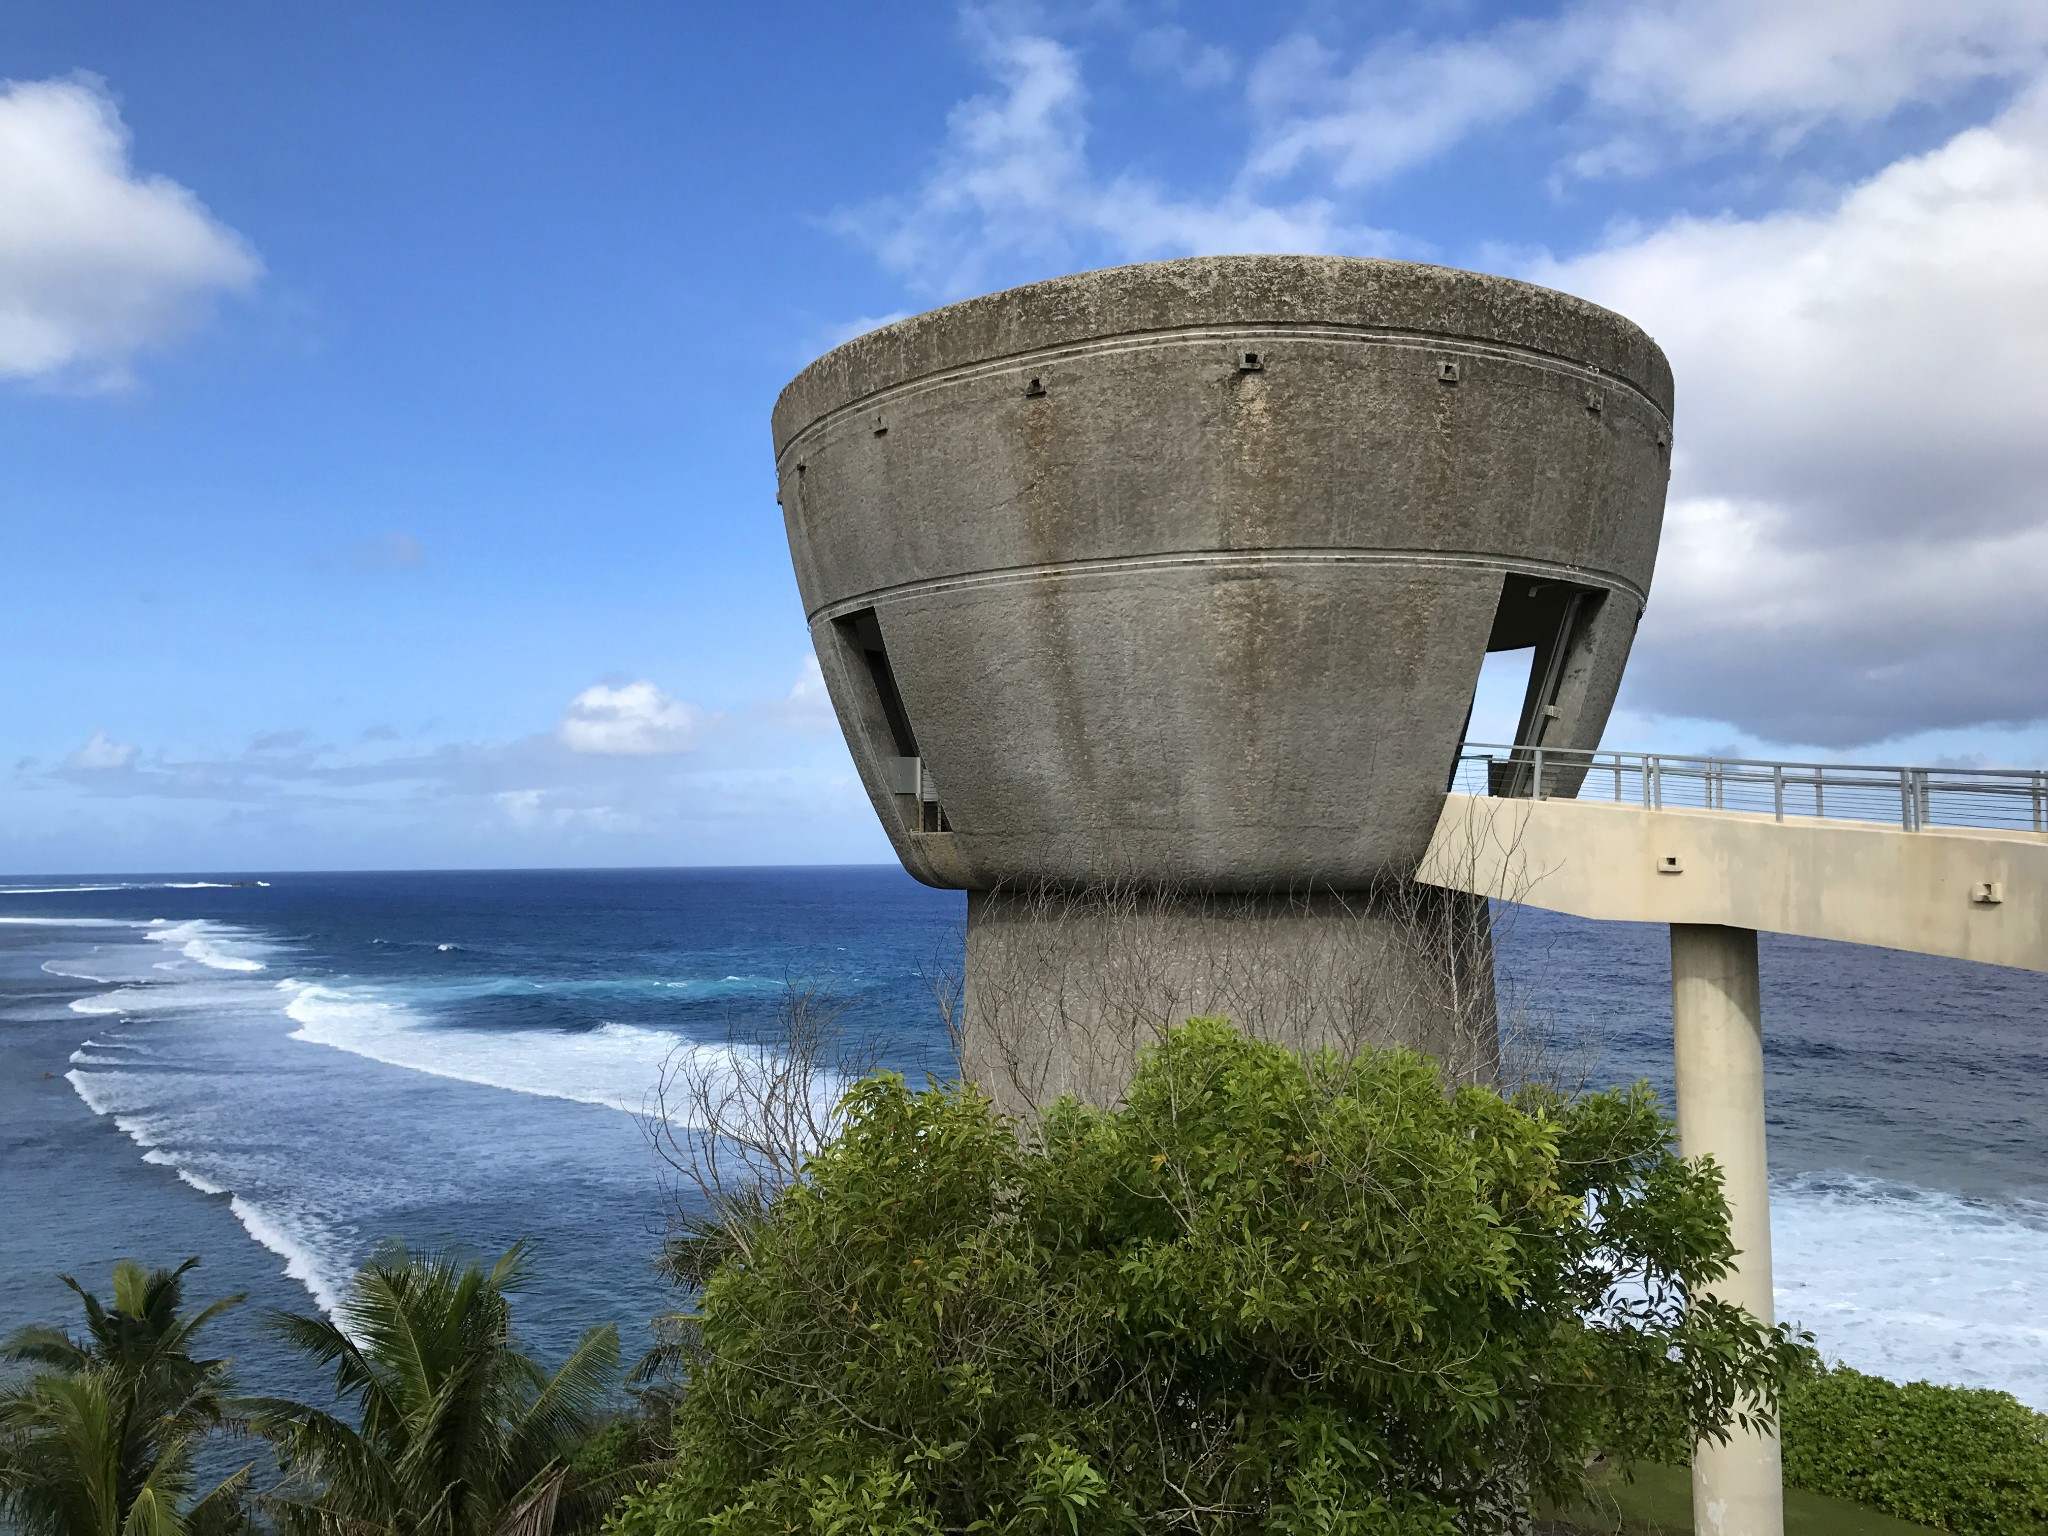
[{"left": 773, "top": 255, "right": 1672, "bottom": 1110}]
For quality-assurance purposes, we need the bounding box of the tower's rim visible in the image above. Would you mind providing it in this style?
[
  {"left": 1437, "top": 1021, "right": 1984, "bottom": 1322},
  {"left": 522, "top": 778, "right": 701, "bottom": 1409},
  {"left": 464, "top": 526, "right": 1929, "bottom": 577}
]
[{"left": 773, "top": 254, "right": 1673, "bottom": 455}]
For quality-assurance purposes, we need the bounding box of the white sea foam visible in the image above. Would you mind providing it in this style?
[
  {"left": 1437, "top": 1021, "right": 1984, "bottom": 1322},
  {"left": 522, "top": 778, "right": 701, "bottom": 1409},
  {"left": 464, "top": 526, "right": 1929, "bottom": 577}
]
[
  {"left": 0, "top": 916, "right": 147, "bottom": 927},
  {"left": 227, "top": 1195, "right": 350, "bottom": 1316},
  {"left": 0, "top": 881, "right": 239, "bottom": 894},
  {"left": 69, "top": 975, "right": 277, "bottom": 1021},
  {"left": 69, "top": 1049, "right": 133, "bottom": 1065},
  {"left": 43, "top": 959, "right": 121, "bottom": 983},
  {"left": 436, "top": 943, "right": 460, "bottom": 952},
  {"left": 1773, "top": 1171, "right": 2048, "bottom": 1410},
  {"left": 147, "top": 920, "right": 266, "bottom": 972},
  {"left": 141, "top": 1149, "right": 226, "bottom": 1196},
  {"left": 279, "top": 979, "right": 774, "bottom": 1117},
  {"left": 1, "top": 884, "right": 140, "bottom": 894},
  {"left": 64, "top": 1069, "right": 124, "bottom": 1116},
  {"left": 65, "top": 1062, "right": 349, "bottom": 1319},
  {"left": 69, "top": 985, "right": 186, "bottom": 1016},
  {"left": 75, "top": 1092, "right": 215, "bottom": 1203}
]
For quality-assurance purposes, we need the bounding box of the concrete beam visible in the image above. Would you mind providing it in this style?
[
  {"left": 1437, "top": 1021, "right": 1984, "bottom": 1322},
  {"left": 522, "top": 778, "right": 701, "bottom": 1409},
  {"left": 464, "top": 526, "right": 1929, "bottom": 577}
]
[{"left": 1418, "top": 794, "right": 2048, "bottom": 973}]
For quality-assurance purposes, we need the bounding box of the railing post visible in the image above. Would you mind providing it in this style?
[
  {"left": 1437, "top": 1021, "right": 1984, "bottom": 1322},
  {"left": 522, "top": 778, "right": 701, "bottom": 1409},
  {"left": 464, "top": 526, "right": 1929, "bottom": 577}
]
[{"left": 1484, "top": 751, "right": 2048, "bottom": 833}]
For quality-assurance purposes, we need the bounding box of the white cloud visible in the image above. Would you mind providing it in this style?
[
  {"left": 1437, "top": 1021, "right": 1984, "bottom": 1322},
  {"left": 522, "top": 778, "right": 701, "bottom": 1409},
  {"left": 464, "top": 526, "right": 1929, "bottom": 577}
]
[
  {"left": 0, "top": 76, "right": 259, "bottom": 388},
  {"left": 1246, "top": 25, "right": 1573, "bottom": 190},
  {"left": 833, "top": 22, "right": 1392, "bottom": 300},
  {"left": 67, "top": 730, "right": 137, "bottom": 771},
  {"left": 493, "top": 787, "right": 631, "bottom": 832},
  {"left": 556, "top": 681, "right": 706, "bottom": 756},
  {"left": 772, "top": 654, "right": 839, "bottom": 735},
  {"left": 494, "top": 788, "right": 545, "bottom": 826},
  {"left": 1242, "top": 0, "right": 2048, "bottom": 191},
  {"left": 1130, "top": 25, "right": 1234, "bottom": 91},
  {"left": 789, "top": 655, "right": 827, "bottom": 706},
  {"left": 837, "top": 1, "right": 2048, "bottom": 307},
  {"left": 14, "top": 670, "right": 879, "bottom": 867},
  {"left": 1592, "top": 0, "right": 2048, "bottom": 137},
  {"left": 1535, "top": 83, "right": 2048, "bottom": 745}
]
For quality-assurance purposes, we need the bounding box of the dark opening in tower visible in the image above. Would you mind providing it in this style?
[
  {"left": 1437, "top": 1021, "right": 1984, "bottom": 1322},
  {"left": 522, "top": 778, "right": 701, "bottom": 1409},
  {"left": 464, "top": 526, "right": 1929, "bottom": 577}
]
[
  {"left": 831, "top": 608, "right": 949, "bottom": 831},
  {"left": 1469, "top": 576, "right": 1608, "bottom": 798}
]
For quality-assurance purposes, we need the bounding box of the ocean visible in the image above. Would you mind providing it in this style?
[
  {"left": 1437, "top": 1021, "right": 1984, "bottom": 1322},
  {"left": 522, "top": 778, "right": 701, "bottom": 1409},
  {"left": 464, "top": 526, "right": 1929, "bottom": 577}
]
[{"left": 3, "top": 868, "right": 2045, "bottom": 1411}]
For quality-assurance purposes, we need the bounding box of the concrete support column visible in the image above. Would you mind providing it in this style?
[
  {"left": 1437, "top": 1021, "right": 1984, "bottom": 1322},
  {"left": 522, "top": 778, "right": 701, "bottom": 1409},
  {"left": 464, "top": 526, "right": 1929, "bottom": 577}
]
[
  {"left": 960, "top": 885, "right": 1499, "bottom": 1116},
  {"left": 1670, "top": 923, "right": 1782, "bottom": 1536}
]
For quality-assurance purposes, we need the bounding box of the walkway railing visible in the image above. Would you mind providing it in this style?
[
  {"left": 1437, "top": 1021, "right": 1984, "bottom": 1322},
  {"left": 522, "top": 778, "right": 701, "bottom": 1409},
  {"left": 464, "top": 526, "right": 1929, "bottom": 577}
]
[{"left": 1453, "top": 743, "right": 2048, "bottom": 835}]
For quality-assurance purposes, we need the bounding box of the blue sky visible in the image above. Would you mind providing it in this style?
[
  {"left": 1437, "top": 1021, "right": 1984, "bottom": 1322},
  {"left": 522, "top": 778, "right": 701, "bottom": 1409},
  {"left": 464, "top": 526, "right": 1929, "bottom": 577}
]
[{"left": 4, "top": 1, "right": 2048, "bottom": 872}]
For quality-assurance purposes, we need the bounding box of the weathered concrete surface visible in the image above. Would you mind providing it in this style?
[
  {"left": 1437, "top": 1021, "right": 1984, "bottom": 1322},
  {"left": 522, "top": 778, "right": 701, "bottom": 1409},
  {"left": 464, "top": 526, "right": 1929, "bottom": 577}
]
[
  {"left": 959, "top": 884, "right": 1498, "bottom": 1116},
  {"left": 1417, "top": 794, "right": 2048, "bottom": 973},
  {"left": 775, "top": 256, "right": 1672, "bottom": 890},
  {"left": 774, "top": 255, "right": 1672, "bottom": 1103}
]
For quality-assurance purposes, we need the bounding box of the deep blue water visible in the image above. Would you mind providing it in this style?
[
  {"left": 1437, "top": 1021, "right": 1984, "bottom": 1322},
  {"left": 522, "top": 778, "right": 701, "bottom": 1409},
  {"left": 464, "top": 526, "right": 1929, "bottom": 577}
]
[{"left": 3, "top": 868, "right": 2045, "bottom": 1410}]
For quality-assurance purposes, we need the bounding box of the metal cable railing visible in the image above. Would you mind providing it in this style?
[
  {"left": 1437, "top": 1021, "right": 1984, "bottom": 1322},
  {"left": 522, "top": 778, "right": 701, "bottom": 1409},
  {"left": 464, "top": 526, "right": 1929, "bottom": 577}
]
[{"left": 1454, "top": 743, "right": 2048, "bottom": 835}]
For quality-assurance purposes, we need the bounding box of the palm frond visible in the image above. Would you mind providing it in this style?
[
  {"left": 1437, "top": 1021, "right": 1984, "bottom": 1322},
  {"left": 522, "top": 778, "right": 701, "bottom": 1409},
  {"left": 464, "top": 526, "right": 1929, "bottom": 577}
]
[
  {"left": 2, "top": 1265, "right": 249, "bottom": 1536},
  {"left": 160, "top": 1295, "right": 247, "bottom": 1360},
  {"left": 1, "top": 1325, "right": 90, "bottom": 1373},
  {"left": 490, "top": 1462, "right": 566, "bottom": 1536},
  {"left": 256, "top": 1240, "right": 617, "bottom": 1536},
  {"left": 183, "top": 1464, "right": 254, "bottom": 1536},
  {"left": 5, "top": 1369, "right": 124, "bottom": 1536},
  {"left": 262, "top": 1310, "right": 388, "bottom": 1420},
  {"left": 251, "top": 1400, "right": 400, "bottom": 1531},
  {"left": 120, "top": 1481, "right": 184, "bottom": 1536},
  {"left": 340, "top": 1248, "right": 487, "bottom": 1432},
  {"left": 505, "top": 1329, "right": 619, "bottom": 1473},
  {"left": 483, "top": 1242, "right": 532, "bottom": 1296},
  {"left": 110, "top": 1262, "right": 156, "bottom": 1325}
]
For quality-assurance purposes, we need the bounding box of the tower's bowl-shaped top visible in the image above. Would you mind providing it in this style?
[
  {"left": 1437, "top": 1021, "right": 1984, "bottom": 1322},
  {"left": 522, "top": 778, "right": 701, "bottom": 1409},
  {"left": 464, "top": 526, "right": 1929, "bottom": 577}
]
[{"left": 775, "top": 255, "right": 1672, "bottom": 890}]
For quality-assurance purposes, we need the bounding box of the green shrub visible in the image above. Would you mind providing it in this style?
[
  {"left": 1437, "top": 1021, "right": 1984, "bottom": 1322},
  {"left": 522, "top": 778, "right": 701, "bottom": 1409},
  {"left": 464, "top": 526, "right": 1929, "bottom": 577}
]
[
  {"left": 613, "top": 1017, "right": 1801, "bottom": 1536},
  {"left": 575, "top": 1418, "right": 648, "bottom": 1481},
  {"left": 1783, "top": 1363, "right": 2048, "bottom": 1534}
]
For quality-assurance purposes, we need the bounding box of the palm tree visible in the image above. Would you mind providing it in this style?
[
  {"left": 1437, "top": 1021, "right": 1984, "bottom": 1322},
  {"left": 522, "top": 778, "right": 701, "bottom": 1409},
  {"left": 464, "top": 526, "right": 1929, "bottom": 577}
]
[
  {"left": 249, "top": 1241, "right": 619, "bottom": 1536},
  {"left": 0, "top": 1257, "right": 250, "bottom": 1536}
]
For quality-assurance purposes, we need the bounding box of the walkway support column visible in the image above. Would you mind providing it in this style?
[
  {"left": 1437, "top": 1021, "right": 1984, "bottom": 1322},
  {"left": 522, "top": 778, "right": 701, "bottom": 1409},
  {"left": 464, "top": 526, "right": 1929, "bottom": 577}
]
[{"left": 1670, "top": 923, "right": 1782, "bottom": 1536}]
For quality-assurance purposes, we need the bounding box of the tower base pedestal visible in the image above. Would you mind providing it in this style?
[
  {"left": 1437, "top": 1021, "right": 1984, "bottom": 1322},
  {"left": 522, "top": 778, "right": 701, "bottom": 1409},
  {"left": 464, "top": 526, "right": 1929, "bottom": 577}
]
[{"left": 959, "top": 884, "right": 1499, "bottom": 1115}]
